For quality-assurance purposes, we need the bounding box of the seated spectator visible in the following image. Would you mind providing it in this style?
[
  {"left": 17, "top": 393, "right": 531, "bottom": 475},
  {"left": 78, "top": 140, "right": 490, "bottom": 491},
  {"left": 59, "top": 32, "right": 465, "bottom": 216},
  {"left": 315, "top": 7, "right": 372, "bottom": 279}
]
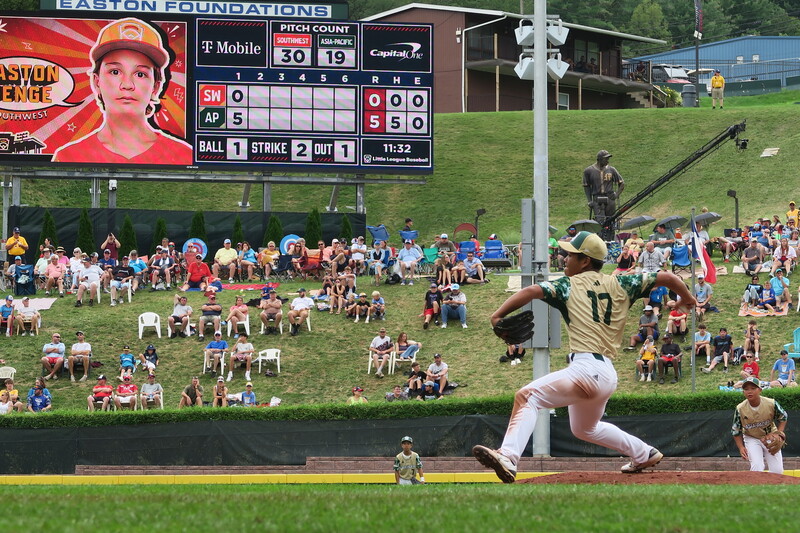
[
  {"left": 638, "top": 242, "right": 665, "bottom": 273},
  {"left": 463, "top": 250, "right": 488, "bottom": 284},
  {"left": 149, "top": 248, "right": 174, "bottom": 291},
  {"left": 694, "top": 274, "right": 713, "bottom": 320},
  {"left": 347, "top": 386, "right": 367, "bottom": 405},
  {"left": 369, "top": 327, "right": 393, "bottom": 378},
  {"left": 118, "top": 345, "right": 136, "bottom": 381},
  {"left": 27, "top": 384, "right": 52, "bottom": 413},
  {"left": 770, "top": 269, "right": 791, "bottom": 310},
  {"left": 769, "top": 350, "right": 797, "bottom": 388},
  {"left": 441, "top": 284, "right": 467, "bottom": 329},
  {"left": 368, "top": 241, "right": 390, "bottom": 286},
  {"left": 500, "top": 343, "right": 526, "bottom": 364},
  {"left": 350, "top": 236, "right": 368, "bottom": 274},
  {"left": 426, "top": 353, "right": 449, "bottom": 393},
  {"left": 354, "top": 292, "right": 371, "bottom": 324},
  {"left": 212, "top": 376, "right": 228, "bottom": 407},
  {"left": 238, "top": 241, "right": 258, "bottom": 281},
  {"left": 259, "top": 288, "right": 283, "bottom": 333},
  {"left": 450, "top": 259, "right": 467, "bottom": 285},
  {"left": 665, "top": 301, "right": 687, "bottom": 336},
  {"left": 212, "top": 238, "right": 238, "bottom": 282},
  {"left": 67, "top": 248, "right": 84, "bottom": 292},
  {"left": 757, "top": 280, "right": 777, "bottom": 315},
  {"left": 14, "top": 296, "right": 41, "bottom": 336},
  {"left": 168, "top": 293, "right": 193, "bottom": 338},
  {"left": 43, "top": 254, "right": 66, "bottom": 297},
  {"left": 702, "top": 327, "right": 732, "bottom": 373},
  {"left": 742, "top": 239, "right": 763, "bottom": 276},
  {"left": 328, "top": 239, "right": 349, "bottom": 277},
  {"left": 718, "top": 229, "right": 743, "bottom": 262},
  {"left": 98, "top": 248, "right": 117, "bottom": 293},
  {"left": 657, "top": 333, "right": 682, "bottom": 384},
  {"left": 386, "top": 385, "right": 409, "bottom": 402},
  {"left": 742, "top": 275, "right": 763, "bottom": 311},
  {"left": 139, "top": 373, "right": 163, "bottom": 409},
  {"left": 227, "top": 333, "right": 254, "bottom": 382},
  {"left": 140, "top": 344, "right": 159, "bottom": 373},
  {"left": 733, "top": 352, "right": 759, "bottom": 388},
  {"left": 114, "top": 375, "right": 138, "bottom": 410},
  {"left": 204, "top": 331, "right": 228, "bottom": 376},
  {"left": 626, "top": 305, "right": 658, "bottom": 349},
  {"left": 613, "top": 245, "right": 636, "bottom": 276},
  {"left": 41, "top": 332, "right": 65, "bottom": 381},
  {"left": 420, "top": 380, "right": 442, "bottom": 400},
  {"left": 329, "top": 278, "right": 346, "bottom": 314},
  {"left": 344, "top": 293, "right": 358, "bottom": 318},
  {"left": 743, "top": 320, "right": 761, "bottom": 358},
  {"left": 3, "top": 378, "right": 25, "bottom": 412},
  {"left": 771, "top": 238, "right": 796, "bottom": 276},
  {"left": 649, "top": 224, "right": 675, "bottom": 261},
  {"left": 0, "top": 391, "right": 14, "bottom": 415},
  {"left": 421, "top": 282, "right": 442, "bottom": 330},
  {"left": 27, "top": 377, "right": 50, "bottom": 406},
  {"left": 108, "top": 255, "right": 134, "bottom": 307},
  {"left": 434, "top": 234, "right": 458, "bottom": 265},
  {"left": 127, "top": 250, "right": 148, "bottom": 293},
  {"left": 4, "top": 256, "right": 23, "bottom": 290},
  {"left": 198, "top": 293, "right": 223, "bottom": 341},
  {"left": 181, "top": 253, "right": 211, "bottom": 292},
  {"left": 694, "top": 323, "right": 711, "bottom": 364},
  {"left": 645, "top": 284, "right": 669, "bottom": 317},
  {"left": 624, "top": 231, "right": 644, "bottom": 260},
  {"left": 257, "top": 241, "right": 280, "bottom": 279},
  {"left": 225, "top": 295, "right": 250, "bottom": 337},
  {"left": 396, "top": 239, "right": 421, "bottom": 285},
  {"left": 395, "top": 332, "right": 421, "bottom": 361},
  {"left": 636, "top": 335, "right": 657, "bottom": 382},
  {"left": 74, "top": 257, "right": 103, "bottom": 307},
  {"left": 370, "top": 291, "right": 386, "bottom": 320},
  {"left": 33, "top": 248, "right": 52, "bottom": 290},
  {"left": 287, "top": 288, "right": 313, "bottom": 335},
  {"left": 406, "top": 361, "right": 426, "bottom": 399},
  {"left": 68, "top": 330, "right": 92, "bottom": 382},
  {"left": 289, "top": 240, "right": 309, "bottom": 278},
  {"left": 0, "top": 295, "right": 15, "bottom": 336},
  {"left": 179, "top": 376, "right": 204, "bottom": 408},
  {"left": 241, "top": 382, "right": 257, "bottom": 407}
]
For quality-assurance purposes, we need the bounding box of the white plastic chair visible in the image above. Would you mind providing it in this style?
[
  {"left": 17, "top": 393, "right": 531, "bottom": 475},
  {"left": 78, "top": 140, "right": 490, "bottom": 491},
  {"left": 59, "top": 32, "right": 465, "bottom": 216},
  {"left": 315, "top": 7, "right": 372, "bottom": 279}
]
[
  {"left": 367, "top": 350, "right": 392, "bottom": 375},
  {"left": 0, "top": 366, "right": 16, "bottom": 380},
  {"left": 390, "top": 348, "right": 420, "bottom": 375},
  {"left": 227, "top": 314, "right": 251, "bottom": 337},
  {"left": 259, "top": 316, "right": 284, "bottom": 335},
  {"left": 254, "top": 348, "right": 281, "bottom": 373},
  {"left": 138, "top": 312, "right": 162, "bottom": 339},
  {"left": 202, "top": 349, "right": 227, "bottom": 375},
  {"left": 137, "top": 391, "right": 165, "bottom": 410}
]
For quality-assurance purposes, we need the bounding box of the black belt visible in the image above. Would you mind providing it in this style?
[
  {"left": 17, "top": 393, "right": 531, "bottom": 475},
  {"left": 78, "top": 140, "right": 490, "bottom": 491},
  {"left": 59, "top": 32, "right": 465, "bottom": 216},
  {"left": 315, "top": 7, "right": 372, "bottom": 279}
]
[{"left": 569, "top": 353, "right": 605, "bottom": 362}]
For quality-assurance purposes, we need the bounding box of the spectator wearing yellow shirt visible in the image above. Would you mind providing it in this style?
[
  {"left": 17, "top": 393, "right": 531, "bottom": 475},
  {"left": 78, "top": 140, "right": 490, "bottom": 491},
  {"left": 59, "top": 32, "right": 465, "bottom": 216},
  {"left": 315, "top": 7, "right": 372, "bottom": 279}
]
[
  {"left": 711, "top": 69, "right": 725, "bottom": 109},
  {"left": 5, "top": 227, "right": 28, "bottom": 260},
  {"left": 786, "top": 201, "right": 799, "bottom": 227},
  {"left": 636, "top": 335, "right": 657, "bottom": 382},
  {"left": 212, "top": 238, "right": 239, "bottom": 282}
]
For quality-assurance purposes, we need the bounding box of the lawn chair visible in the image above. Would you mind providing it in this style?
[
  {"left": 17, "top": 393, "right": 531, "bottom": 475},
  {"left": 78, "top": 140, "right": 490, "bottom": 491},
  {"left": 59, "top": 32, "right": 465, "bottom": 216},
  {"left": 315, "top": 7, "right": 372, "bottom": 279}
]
[
  {"left": 671, "top": 244, "right": 692, "bottom": 275},
  {"left": 783, "top": 327, "right": 800, "bottom": 359},
  {"left": 482, "top": 240, "right": 512, "bottom": 269},
  {"left": 138, "top": 312, "right": 162, "bottom": 339},
  {"left": 456, "top": 241, "right": 476, "bottom": 262},
  {"left": 14, "top": 264, "right": 36, "bottom": 296},
  {"left": 272, "top": 254, "right": 294, "bottom": 281},
  {"left": 254, "top": 348, "right": 281, "bottom": 374},
  {"left": 367, "top": 224, "right": 391, "bottom": 244},
  {"left": 420, "top": 247, "right": 439, "bottom": 275}
]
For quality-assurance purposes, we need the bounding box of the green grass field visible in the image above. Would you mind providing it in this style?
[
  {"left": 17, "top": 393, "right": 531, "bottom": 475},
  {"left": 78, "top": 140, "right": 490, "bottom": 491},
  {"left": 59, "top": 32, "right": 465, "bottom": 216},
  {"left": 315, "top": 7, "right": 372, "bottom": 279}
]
[{"left": 0, "top": 484, "right": 795, "bottom": 531}]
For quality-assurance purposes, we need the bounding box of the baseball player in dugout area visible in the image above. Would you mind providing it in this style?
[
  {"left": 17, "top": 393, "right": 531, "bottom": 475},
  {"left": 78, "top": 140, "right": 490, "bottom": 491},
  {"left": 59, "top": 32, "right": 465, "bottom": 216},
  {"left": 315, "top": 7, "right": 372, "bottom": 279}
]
[
  {"left": 473, "top": 231, "right": 697, "bottom": 483},
  {"left": 732, "top": 376, "right": 788, "bottom": 474}
]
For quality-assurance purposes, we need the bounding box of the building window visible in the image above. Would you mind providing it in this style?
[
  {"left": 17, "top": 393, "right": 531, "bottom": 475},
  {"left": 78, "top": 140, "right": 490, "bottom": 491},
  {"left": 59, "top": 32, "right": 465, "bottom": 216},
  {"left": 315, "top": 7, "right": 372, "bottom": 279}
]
[
  {"left": 558, "top": 92, "right": 569, "bottom": 110},
  {"left": 736, "top": 55, "right": 744, "bottom": 64},
  {"left": 752, "top": 54, "right": 760, "bottom": 62},
  {"left": 466, "top": 27, "right": 494, "bottom": 61}
]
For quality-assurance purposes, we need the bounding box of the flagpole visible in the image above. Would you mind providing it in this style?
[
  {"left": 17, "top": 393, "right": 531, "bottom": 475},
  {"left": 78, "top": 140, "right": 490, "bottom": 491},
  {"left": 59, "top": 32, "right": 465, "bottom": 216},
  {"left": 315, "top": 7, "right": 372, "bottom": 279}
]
[{"left": 690, "top": 207, "right": 697, "bottom": 392}]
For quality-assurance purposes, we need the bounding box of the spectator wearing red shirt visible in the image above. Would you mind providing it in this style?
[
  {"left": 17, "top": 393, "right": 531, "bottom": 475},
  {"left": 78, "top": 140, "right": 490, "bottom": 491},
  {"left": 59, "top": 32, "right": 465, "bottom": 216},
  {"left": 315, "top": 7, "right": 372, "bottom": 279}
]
[
  {"left": 181, "top": 253, "right": 211, "bottom": 291},
  {"left": 87, "top": 375, "right": 113, "bottom": 411},
  {"left": 114, "top": 375, "right": 138, "bottom": 410},
  {"left": 734, "top": 352, "right": 760, "bottom": 389}
]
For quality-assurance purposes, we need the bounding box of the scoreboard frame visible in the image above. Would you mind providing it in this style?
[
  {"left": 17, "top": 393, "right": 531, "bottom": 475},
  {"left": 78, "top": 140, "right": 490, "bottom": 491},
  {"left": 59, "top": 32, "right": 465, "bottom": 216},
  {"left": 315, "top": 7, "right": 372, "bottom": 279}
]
[{"left": 0, "top": 11, "right": 434, "bottom": 175}]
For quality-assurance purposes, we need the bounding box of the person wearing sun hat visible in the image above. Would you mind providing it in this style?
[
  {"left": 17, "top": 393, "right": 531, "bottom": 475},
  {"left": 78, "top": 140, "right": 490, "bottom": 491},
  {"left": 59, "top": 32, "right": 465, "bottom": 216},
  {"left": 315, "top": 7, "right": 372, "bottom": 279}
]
[{"left": 52, "top": 17, "right": 191, "bottom": 164}]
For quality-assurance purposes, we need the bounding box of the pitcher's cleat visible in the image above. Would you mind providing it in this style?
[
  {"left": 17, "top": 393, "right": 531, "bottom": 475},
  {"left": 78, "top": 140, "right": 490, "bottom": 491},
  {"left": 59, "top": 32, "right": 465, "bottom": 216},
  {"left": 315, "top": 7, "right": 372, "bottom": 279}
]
[
  {"left": 472, "top": 445, "right": 517, "bottom": 483},
  {"left": 621, "top": 448, "right": 663, "bottom": 473}
]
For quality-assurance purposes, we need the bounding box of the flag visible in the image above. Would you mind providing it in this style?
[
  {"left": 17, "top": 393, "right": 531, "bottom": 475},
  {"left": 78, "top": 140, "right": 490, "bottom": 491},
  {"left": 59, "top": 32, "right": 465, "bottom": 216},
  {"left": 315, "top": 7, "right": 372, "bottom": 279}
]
[{"left": 690, "top": 215, "right": 716, "bottom": 284}]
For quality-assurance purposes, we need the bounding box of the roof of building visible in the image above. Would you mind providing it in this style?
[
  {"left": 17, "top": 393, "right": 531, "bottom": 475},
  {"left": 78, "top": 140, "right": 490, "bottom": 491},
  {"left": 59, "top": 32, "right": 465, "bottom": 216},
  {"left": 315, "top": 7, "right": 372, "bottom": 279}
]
[
  {"left": 362, "top": 3, "right": 666, "bottom": 44},
  {"left": 632, "top": 35, "right": 800, "bottom": 61}
]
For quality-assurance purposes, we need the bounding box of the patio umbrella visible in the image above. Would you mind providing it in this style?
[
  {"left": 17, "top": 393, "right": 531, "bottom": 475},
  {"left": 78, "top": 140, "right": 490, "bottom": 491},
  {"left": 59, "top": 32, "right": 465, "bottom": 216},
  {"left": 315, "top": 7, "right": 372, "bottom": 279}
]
[
  {"left": 655, "top": 215, "right": 687, "bottom": 230},
  {"left": 621, "top": 215, "right": 655, "bottom": 230},
  {"left": 694, "top": 212, "right": 722, "bottom": 226},
  {"left": 549, "top": 225, "right": 558, "bottom": 234},
  {"left": 570, "top": 219, "right": 602, "bottom": 233}
]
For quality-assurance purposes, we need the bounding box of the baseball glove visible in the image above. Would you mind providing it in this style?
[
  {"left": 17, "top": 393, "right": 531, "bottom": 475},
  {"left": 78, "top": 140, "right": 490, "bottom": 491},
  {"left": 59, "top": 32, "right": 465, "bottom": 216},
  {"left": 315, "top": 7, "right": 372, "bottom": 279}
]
[
  {"left": 493, "top": 310, "right": 534, "bottom": 345},
  {"left": 761, "top": 431, "right": 786, "bottom": 455}
]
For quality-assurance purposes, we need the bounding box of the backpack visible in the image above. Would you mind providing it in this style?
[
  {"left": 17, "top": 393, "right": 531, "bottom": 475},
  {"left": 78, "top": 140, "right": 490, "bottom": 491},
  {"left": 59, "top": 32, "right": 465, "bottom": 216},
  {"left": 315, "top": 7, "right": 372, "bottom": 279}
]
[{"left": 386, "top": 273, "right": 402, "bottom": 285}]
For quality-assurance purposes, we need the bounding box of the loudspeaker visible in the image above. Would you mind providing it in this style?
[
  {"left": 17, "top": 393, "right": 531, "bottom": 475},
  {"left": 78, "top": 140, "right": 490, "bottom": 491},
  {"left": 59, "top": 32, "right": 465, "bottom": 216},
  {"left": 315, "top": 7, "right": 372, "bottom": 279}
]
[
  {"left": 514, "top": 20, "right": 535, "bottom": 46},
  {"left": 547, "top": 55, "right": 569, "bottom": 80},
  {"left": 515, "top": 55, "right": 535, "bottom": 80},
  {"left": 546, "top": 23, "right": 569, "bottom": 47}
]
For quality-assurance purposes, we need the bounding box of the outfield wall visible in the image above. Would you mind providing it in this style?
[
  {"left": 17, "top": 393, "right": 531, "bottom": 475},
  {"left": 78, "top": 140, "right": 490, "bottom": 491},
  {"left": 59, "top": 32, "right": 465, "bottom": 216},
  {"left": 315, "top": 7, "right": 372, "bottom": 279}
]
[{"left": 2, "top": 412, "right": 797, "bottom": 474}]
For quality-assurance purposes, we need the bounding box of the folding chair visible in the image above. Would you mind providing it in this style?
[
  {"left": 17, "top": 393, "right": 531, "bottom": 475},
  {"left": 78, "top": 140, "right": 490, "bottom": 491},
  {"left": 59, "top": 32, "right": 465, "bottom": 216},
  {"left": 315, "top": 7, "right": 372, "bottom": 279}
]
[
  {"left": 137, "top": 391, "right": 165, "bottom": 410},
  {"left": 482, "top": 240, "right": 512, "bottom": 269},
  {"left": 719, "top": 228, "right": 743, "bottom": 262},
  {"left": 254, "top": 348, "right": 281, "bottom": 373},
  {"left": 14, "top": 265, "right": 36, "bottom": 296},
  {"left": 138, "top": 312, "right": 162, "bottom": 339},
  {"left": 259, "top": 319, "right": 284, "bottom": 335},
  {"left": 272, "top": 254, "right": 295, "bottom": 281},
  {"left": 456, "top": 241, "right": 476, "bottom": 262},
  {"left": 202, "top": 349, "right": 227, "bottom": 375},
  {"left": 783, "top": 327, "right": 800, "bottom": 358},
  {"left": 671, "top": 244, "right": 692, "bottom": 275},
  {"left": 367, "top": 224, "right": 391, "bottom": 243}
]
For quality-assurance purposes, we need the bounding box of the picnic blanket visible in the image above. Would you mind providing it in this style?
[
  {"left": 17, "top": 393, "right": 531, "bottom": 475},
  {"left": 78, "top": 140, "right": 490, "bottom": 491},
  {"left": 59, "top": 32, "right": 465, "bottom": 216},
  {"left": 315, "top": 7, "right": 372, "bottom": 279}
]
[
  {"left": 738, "top": 303, "right": 790, "bottom": 317},
  {"left": 220, "top": 282, "right": 279, "bottom": 291}
]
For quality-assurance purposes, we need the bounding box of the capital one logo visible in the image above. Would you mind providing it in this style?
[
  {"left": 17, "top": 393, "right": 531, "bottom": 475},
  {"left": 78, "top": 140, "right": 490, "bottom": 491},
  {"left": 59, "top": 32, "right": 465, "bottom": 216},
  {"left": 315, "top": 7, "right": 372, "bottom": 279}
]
[{"left": 369, "top": 42, "right": 423, "bottom": 60}]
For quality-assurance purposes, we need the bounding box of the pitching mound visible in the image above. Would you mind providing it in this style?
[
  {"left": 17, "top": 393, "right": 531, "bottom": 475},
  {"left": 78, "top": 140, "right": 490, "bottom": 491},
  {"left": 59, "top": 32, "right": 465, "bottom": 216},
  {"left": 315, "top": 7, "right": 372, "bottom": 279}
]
[{"left": 518, "top": 471, "right": 800, "bottom": 485}]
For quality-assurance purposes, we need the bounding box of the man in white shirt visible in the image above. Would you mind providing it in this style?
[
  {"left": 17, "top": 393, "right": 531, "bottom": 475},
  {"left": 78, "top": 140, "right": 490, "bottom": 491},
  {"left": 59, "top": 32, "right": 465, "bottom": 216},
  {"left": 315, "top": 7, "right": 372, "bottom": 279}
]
[
  {"left": 14, "top": 296, "right": 41, "bottom": 336},
  {"left": 168, "top": 293, "right": 193, "bottom": 338},
  {"left": 350, "top": 236, "right": 368, "bottom": 275},
  {"left": 75, "top": 257, "right": 103, "bottom": 307},
  {"left": 369, "top": 327, "right": 393, "bottom": 378},
  {"left": 441, "top": 284, "right": 468, "bottom": 328},
  {"left": 396, "top": 239, "right": 421, "bottom": 285},
  {"left": 288, "top": 288, "right": 314, "bottom": 336},
  {"left": 68, "top": 330, "right": 92, "bottom": 382},
  {"left": 426, "top": 353, "right": 449, "bottom": 393}
]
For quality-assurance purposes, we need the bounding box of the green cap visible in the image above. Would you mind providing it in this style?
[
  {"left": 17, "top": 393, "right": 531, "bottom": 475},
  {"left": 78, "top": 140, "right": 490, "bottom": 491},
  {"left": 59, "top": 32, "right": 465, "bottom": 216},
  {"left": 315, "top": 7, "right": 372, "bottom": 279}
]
[
  {"left": 401, "top": 436, "right": 413, "bottom": 443},
  {"left": 558, "top": 231, "right": 607, "bottom": 261}
]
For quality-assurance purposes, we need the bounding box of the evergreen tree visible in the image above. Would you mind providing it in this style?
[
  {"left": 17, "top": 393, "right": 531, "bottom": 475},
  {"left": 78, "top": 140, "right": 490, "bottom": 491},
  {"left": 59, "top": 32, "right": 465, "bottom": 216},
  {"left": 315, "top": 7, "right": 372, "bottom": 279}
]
[
  {"left": 76, "top": 208, "right": 95, "bottom": 255},
  {"left": 304, "top": 208, "right": 323, "bottom": 246},
  {"left": 119, "top": 214, "right": 137, "bottom": 257},
  {"left": 340, "top": 215, "right": 353, "bottom": 243},
  {"left": 232, "top": 215, "right": 245, "bottom": 246},
  {"left": 264, "top": 215, "right": 283, "bottom": 247},
  {"left": 150, "top": 217, "right": 168, "bottom": 255},
  {"left": 624, "top": 0, "right": 671, "bottom": 56},
  {"left": 38, "top": 209, "right": 58, "bottom": 251},
  {"left": 188, "top": 211, "right": 208, "bottom": 243}
]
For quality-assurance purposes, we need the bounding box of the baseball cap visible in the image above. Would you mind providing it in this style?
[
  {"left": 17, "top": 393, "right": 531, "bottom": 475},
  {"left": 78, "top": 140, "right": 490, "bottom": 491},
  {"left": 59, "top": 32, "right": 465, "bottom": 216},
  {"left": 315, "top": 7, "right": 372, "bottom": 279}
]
[
  {"left": 489, "top": 233, "right": 497, "bottom": 240},
  {"left": 450, "top": 283, "right": 460, "bottom": 290},
  {"left": 401, "top": 436, "right": 413, "bottom": 443},
  {"left": 424, "top": 380, "right": 435, "bottom": 387},
  {"left": 91, "top": 17, "right": 169, "bottom": 70},
  {"left": 404, "top": 239, "right": 412, "bottom": 244},
  {"left": 97, "top": 374, "right": 107, "bottom": 380},
  {"left": 123, "top": 345, "right": 130, "bottom": 349},
  {"left": 434, "top": 353, "right": 442, "bottom": 359},
  {"left": 217, "top": 376, "right": 225, "bottom": 382},
  {"left": 76, "top": 331, "right": 85, "bottom": 336},
  {"left": 246, "top": 382, "right": 253, "bottom": 387},
  {"left": 104, "top": 249, "right": 111, "bottom": 253},
  {"left": 146, "top": 344, "right": 155, "bottom": 350},
  {"left": 5, "top": 295, "right": 12, "bottom": 301},
  {"left": 123, "top": 375, "right": 131, "bottom": 380},
  {"left": 161, "top": 248, "right": 168, "bottom": 253},
  {"left": 224, "top": 238, "right": 231, "bottom": 244},
  {"left": 352, "top": 386, "right": 363, "bottom": 392},
  {"left": 379, "top": 327, "right": 386, "bottom": 333},
  {"left": 359, "top": 292, "right": 367, "bottom": 297},
  {"left": 214, "top": 331, "right": 222, "bottom": 336},
  {"left": 698, "top": 274, "right": 705, "bottom": 279},
  {"left": 714, "top": 69, "right": 720, "bottom": 73},
  {"left": 643, "top": 305, "right": 653, "bottom": 311},
  {"left": 12, "top": 226, "right": 19, "bottom": 232},
  {"left": 440, "top": 233, "right": 448, "bottom": 239},
  {"left": 558, "top": 231, "right": 608, "bottom": 261},
  {"left": 597, "top": 149, "right": 612, "bottom": 159},
  {"left": 91, "top": 252, "right": 99, "bottom": 257},
  {"left": 14, "top": 256, "right": 21, "bottom": 261},
  {"left": 430, "top": 282, "right": 438, "bottom": 288},
  {"left": 73, "top": 247, "right": 82, "bottom": 253},
  {"left": 168, "top": 242, "right": 175, "bottom": 246},
  {"left": 741, "top": 376, "right": 761, "bottom": 388},
  {"left": 332, "top": 239, "right": 339, "bottom": 244},
  {"left": 298, "top": 287, "right": 306, "bottom": 292},
  {"left": 791, "top": 201, "right": 796, "bottom": 205},
  {"left": 22, "top": 296, "right": 29, "bottom": 302}
]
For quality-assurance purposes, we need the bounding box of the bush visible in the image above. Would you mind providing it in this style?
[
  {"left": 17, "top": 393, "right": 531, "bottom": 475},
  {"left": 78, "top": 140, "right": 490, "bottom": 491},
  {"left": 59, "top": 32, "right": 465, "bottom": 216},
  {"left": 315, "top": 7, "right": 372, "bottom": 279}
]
[
  {"left": 118, "top": 214, "right": 137, "bottom": 257},
  {"left": 37, "top": 209, "right": 58, "bottom": 251},
  {"left": 149, "top": 217, "right": 168, "bottom": 255},
  {"left": 263, "top": 215, "right": 283, "bottom": 248},
  {"left": 304, "top": 208, "right": 322, "bottom": 245},
  {"left": 340, "top": 215, "right": 353, "bottom": 243},
  {"left": 232, "top": 215, "right": 244, "bottom": 246},
  {"left": 75, "top": 208, "right": 95, "bottom": 254},
  {"left": 188, "top": 211, "right": 207, "bottom": 242}
]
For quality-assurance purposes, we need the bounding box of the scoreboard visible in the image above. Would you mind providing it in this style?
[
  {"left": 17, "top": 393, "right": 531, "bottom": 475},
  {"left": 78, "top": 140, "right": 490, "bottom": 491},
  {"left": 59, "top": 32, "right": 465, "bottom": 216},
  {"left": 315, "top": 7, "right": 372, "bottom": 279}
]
[{"left": 0, "top": 13, "right": 433, "bottom": 174}]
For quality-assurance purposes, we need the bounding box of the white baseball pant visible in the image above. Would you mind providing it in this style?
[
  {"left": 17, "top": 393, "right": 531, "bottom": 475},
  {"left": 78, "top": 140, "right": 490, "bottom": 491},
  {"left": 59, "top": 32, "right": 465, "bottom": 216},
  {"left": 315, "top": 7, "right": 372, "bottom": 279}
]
[
  {"left": 499, "top": 352, "right": 653, "bottom": 465},
  {"left": 743, "top": 434, "right": 783, "bottom": 474}
]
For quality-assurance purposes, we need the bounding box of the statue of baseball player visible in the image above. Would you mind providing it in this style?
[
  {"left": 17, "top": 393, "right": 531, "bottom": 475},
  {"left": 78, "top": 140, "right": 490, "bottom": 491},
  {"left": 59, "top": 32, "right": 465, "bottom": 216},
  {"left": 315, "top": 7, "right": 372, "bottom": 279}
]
[
  {"left": 732, "top": 376, "right": 787, "bottom": 474},
  {"left": 583, "top": 150, "right": 624, "bottom": 224},
  {"left": 473, "top": 231, "right": 696, "bottom": 483}
]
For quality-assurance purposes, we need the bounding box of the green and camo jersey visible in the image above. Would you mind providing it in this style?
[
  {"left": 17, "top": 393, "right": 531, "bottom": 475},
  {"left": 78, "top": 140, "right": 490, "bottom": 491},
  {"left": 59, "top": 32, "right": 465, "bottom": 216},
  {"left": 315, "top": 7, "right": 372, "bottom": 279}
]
[
  {"left": 394, "top": 451, "right": 422, "bottom": 480},
  {"left": 732, "top": 397, "right": 788, "bottom": 438},
  {"left": 539, "top": 271, "right": 657, "bottom": 358}
]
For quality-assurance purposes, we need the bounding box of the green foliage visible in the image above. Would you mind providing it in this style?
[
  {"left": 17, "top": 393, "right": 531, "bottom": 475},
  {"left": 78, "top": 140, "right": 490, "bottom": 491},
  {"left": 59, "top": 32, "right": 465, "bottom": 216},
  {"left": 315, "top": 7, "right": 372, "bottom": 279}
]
[
  {"left": 37, "top": 209, "right": 58, "bottom": 251},
  {"left": 657, "top": 85, "right": 682, "bottom": 108},
  {"left": 264, "top": 214, "right": 283, "bottom": 247},
  {"left": 187, "top": 211, "right": 207, "bottom": 242},
  {"left": 340, "top": 214, "right": 353, "bottom": 242},
  {"left": 118, "top": 214, "right": 137, "bottom": 257},
  {"left": 3, "top": 0, "right": 38, "bottom": 9},
  {"left": 304, "top": 208, "right": 323, "bottom": 245},
  {"left": 149, "top": 217, "right": 168, "bottom": 255},
  {"left": 623, "top": 0, "right": 671, "bottom": 56},
  {"left": 232, "top": 215, "right": 244, "bottom": 245},
  {"left": 75, "top": 208, "right": 95, "bottom": 254}
]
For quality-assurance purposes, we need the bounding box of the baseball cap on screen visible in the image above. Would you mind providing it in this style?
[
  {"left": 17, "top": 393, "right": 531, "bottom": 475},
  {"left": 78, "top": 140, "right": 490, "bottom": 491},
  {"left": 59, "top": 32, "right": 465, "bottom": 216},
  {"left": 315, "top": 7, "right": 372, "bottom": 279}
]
[
  {"left": 91, "top": 17, "right": 169, "bottom": 70},
  {"left": 558, "top": 231, "right": 607, "bottom": 261}
]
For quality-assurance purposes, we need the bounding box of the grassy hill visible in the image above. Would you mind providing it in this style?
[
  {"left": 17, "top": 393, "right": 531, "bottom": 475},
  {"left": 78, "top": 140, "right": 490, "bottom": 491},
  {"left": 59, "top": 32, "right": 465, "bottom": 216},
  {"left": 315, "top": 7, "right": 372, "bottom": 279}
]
[{"left": 6, "top": 91, "right": 800, "bottom": 411}]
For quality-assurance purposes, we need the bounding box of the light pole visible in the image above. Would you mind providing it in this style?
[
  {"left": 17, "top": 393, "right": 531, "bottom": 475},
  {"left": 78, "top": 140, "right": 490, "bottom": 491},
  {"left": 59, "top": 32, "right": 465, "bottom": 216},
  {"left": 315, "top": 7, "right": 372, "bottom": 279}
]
[
  {"left": 474, "top": 208, "right": 487, "bottom": 238},
  {"left": 727, "top": 189, "right": 739, "bottom": 229}
]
